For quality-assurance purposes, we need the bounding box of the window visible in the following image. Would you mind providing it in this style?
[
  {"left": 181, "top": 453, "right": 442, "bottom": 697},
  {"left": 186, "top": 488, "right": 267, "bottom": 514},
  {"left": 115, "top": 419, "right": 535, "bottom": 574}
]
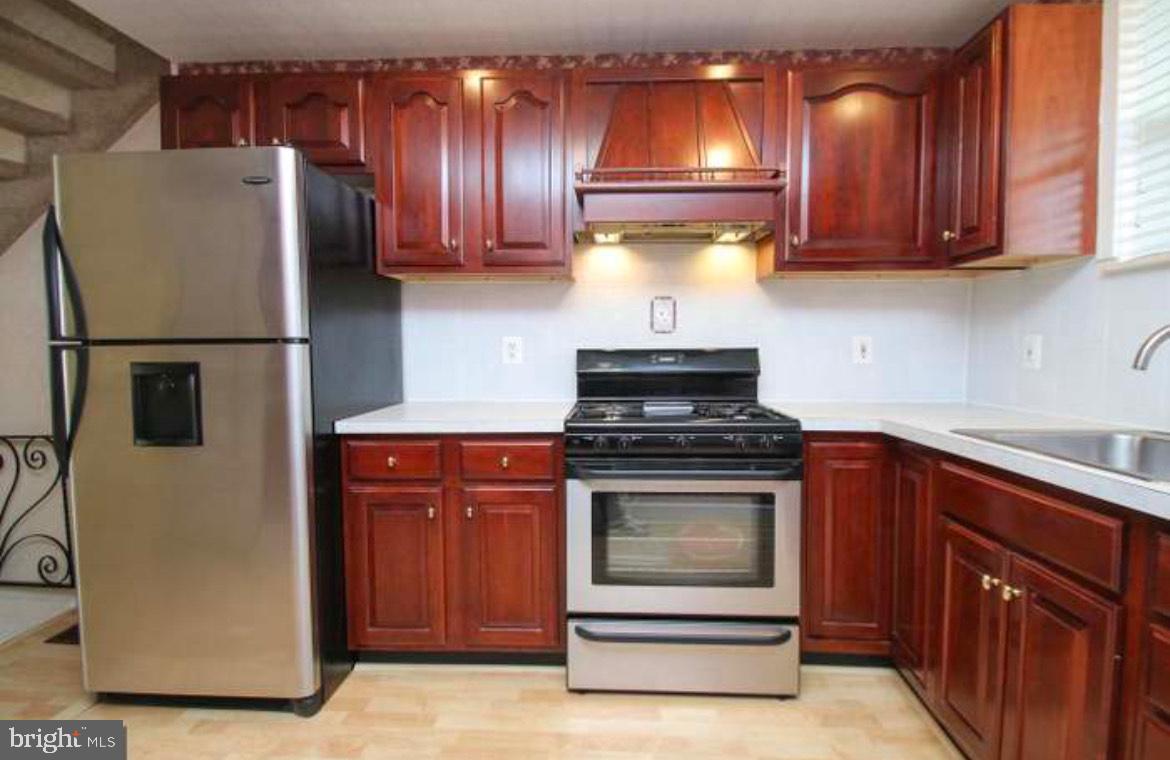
[{"left": 1104, "top": 0, "right": 1170, "bottom": 264}]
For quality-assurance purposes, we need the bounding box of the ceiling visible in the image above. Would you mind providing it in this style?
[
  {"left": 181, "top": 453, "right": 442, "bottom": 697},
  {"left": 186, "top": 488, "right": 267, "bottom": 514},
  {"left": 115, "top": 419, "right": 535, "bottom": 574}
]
[{"left": 72, "top": 0, "right": 1013, "bottom": 62}]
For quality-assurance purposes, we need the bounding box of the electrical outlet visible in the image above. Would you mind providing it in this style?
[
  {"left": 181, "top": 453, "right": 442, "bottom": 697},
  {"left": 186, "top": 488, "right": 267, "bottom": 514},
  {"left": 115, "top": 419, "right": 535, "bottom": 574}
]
[
  {"left": 651, "top": 296, "right": 676, "bottom": 333},
  {"left": 852, "top": 336, "right": 874, "bottom": 365},
  {"left": 502, "top": 336, "right": 523, "bottom": 365},
  {"left": 1023, "top": 333, "right": 1043, "bottom": 370}
]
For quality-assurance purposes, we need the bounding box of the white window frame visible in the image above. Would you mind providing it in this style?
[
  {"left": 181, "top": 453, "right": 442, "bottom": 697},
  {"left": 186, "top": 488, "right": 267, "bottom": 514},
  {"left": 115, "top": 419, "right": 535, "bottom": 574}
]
[{"left": 1098, "top": 0, "right": 1170, "bottom": 272}]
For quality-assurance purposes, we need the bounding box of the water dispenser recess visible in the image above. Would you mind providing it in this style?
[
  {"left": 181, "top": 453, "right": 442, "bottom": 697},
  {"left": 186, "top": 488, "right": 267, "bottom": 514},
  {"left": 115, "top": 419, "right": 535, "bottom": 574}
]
[{"left": 130, "top": 362, "right": 203, "bottom": 446}]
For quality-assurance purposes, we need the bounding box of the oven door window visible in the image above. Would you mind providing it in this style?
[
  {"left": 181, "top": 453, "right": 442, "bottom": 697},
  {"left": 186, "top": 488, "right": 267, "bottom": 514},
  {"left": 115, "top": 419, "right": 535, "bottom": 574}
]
[{"left": 591, "top": 492, "right": 775, "bottom": 587}]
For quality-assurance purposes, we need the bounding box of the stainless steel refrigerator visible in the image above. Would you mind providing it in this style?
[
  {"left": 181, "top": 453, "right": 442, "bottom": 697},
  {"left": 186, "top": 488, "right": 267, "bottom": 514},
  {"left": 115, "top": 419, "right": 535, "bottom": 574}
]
[{"left": 46, "top": 148, "right": 401, "bottom": 715}]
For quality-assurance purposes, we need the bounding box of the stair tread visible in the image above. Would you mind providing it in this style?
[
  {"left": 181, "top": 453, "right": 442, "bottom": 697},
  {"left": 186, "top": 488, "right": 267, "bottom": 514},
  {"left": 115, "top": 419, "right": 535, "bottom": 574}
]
[
  {"left": 0, "top": 157, "right": 28, "bottom": 179},
  {"left": 0, "top": 93, "right": 69, "bottom": 135},
  {"left": 0, "top": 17, "right": 116, "bottom": 90}
]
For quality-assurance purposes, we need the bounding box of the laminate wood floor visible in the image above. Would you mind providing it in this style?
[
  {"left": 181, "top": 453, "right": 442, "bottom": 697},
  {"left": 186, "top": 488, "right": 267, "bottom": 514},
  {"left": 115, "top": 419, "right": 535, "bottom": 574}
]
[{"left": 1, "top": 614, "right": 960, "bottom": 759}]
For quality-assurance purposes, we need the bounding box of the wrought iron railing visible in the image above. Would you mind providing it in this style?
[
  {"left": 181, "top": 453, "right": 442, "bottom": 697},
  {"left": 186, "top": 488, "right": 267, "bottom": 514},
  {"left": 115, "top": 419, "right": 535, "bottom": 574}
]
[{"left": 0, "top": 435, "right": 74, "bottom": 587}]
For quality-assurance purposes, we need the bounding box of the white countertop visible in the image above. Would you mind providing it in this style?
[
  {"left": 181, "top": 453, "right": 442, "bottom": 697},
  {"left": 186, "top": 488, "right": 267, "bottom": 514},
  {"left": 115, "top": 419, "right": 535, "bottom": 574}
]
[
  {"left": 334, "top": 401, "right": 572, "bottom": 434},
  {"left": 335, "top": 400, "right": 1170, "bottom": 522},
  {"left": 768, "top": 402, "right": 1170, "bottom": 521}
]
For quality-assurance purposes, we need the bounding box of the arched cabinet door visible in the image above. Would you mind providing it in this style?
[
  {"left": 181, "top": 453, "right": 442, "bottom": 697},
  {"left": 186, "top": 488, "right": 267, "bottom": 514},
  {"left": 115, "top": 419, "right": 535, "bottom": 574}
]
[
  {"left": 257, "top": 74, "right": 365, "bottom": 166},
  {"left": 783, "top": 67, "right": 940, "bottom": 269},
  {"left": 371, "top": 75, "right": 464, "bottom": 268},
  {"left": 160, "top": 76, "right": 254, "bottom": 149},
  {"left": 471, "top": 73, "right": 566, "bottom": 267}
]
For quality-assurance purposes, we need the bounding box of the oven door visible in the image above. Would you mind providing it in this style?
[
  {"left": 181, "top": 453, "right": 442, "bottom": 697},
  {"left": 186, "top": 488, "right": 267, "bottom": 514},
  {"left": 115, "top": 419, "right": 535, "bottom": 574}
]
[{"left": 566, "top": 473, "right": 800, "bottom": 618}]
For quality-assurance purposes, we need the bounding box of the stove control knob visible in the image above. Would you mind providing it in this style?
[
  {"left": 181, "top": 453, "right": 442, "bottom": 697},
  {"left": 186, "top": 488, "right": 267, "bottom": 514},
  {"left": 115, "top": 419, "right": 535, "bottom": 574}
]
[
  {"left": 618, "top": 435, "right": 635, "bottom": 451},
  {"left": 593, "top": 436, "right": 611, "bottom": 451},
  {"left": 733, "top": 435, "right": 750, "bottom": 451},
  {"left": 674, "top": 435, "right": 691, "bottom": 449},
  {"left": 759, "top": 435, "right": 775, "bottom": 450}
]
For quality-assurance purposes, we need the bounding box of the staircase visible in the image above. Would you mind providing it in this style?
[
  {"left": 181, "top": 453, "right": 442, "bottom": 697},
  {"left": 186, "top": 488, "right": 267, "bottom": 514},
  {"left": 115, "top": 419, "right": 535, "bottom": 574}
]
[{"left": 0, "top": 0, "right": 167, "bottom": 254}]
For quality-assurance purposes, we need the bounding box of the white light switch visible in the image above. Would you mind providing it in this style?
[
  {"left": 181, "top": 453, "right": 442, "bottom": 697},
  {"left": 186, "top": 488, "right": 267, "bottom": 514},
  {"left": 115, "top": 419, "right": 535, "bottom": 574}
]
[
  {"left": 651, "top": 296, "right": 676, "bottom": 333},
  {"left": 852, "top": 336, "right": 874, "bottom": 365},
  {"left": 502, "top": 336, "right": 523, "bottom": 365},
  {"left": 1023, "top": 334, "right": 1043, "bottom": 370}
]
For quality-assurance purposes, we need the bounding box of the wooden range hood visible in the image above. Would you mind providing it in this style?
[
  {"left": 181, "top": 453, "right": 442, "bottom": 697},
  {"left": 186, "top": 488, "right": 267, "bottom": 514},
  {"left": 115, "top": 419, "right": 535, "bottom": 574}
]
[{"left": 571, "top": 65, "right": 785, "bottom": 244}]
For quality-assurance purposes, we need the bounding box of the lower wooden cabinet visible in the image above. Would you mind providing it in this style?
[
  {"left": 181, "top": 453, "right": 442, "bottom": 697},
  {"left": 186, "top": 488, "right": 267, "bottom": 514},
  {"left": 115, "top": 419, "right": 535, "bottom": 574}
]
[
  {"left": 457, "top": 485, "right": 559, "bottom": 649},
  {"left": 803, "top": 436, "right": 892, "bottom": 654},
  {"left": 344, "top": 486, "right": 446, "bottom": 648},
  {"left": 936, "top": 518, "right": 1009, "bottom": 760},
  {"left": 342, "top": 436, "right": 563, "bottom": 653},
  {"left": 891, "top": 445, "right": 934, "bottom": 694}
]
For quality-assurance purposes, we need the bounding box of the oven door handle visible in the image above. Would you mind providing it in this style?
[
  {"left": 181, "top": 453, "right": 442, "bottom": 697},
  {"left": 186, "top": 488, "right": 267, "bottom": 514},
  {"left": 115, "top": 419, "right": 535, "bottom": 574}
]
[
  {"left": 574, "top": 624, "right": 792, "bottom": 647},
  {"left": 565, "top": 463, "right": 800, "bottom": 480}
]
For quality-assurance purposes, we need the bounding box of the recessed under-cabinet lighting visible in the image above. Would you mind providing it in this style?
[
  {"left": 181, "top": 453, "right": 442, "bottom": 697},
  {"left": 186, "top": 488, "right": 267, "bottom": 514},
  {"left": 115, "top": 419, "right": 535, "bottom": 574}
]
[{"left": 592, "top": 231, "right": 624, "bottom": 245}]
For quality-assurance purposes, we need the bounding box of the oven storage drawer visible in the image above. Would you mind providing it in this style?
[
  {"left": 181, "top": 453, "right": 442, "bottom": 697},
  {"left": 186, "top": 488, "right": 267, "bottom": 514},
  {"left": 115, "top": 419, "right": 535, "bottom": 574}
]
[{"left": 567, "top": 618, "right": 799, "bottom": 696}]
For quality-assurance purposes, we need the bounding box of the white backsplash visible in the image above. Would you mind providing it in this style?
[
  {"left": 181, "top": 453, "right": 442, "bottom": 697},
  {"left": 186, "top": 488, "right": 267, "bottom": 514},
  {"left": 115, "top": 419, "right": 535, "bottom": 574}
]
[
  {"left": 402, "top": 244, "right": 974, "bottom": 403},
  {"left": 968, "top": 260, "right": 1170, "bottom": 430}
]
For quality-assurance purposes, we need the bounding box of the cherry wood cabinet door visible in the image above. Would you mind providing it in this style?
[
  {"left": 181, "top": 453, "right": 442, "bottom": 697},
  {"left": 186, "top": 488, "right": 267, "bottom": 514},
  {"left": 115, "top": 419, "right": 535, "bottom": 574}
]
[
  {"left": 936, "top": 519, "right": 1009, "bottom": 760},
  {"left": 803, "top": 438, "right": 892, "bottom": 651},
  {"left": 371, "top": 75, "right": 464, "bottom": 268},
  {"left": 472, "top": 73, "right": 566, "bottom": 267},
  {"left": 999, "top": 555, "right": 1120, "bottom": 760},
  {"left": 784, "top": 68, "right": 939, "bottom": 267},
  {"left": 456, "top": 485, "right": 559, "bottom": 649},
  {"left": 344, "top": 486, "right": 446, "bottom": 649},
  {"left": 257, "top": 74, "right": 365, "bottom": 165},
  {"left": 891, "top": 447, "right": 933, "bottom": 693},
  {"left": 943, "top": 19, "right": 1004, "bottom": 262},
  {"left": 160, "top": 76, "right": 253, "bottom": 149}
]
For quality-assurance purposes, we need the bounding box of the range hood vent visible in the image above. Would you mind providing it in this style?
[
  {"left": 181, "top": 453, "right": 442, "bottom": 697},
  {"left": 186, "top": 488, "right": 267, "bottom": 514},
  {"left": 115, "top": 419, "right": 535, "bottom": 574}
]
[{"left": 574, "top": 68, "right": 785, "bottom": 241}]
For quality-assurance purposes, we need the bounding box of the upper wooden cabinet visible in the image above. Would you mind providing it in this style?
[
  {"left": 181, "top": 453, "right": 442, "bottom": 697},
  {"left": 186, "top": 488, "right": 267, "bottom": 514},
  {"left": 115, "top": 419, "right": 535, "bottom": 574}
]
[
  {"left": 803, "top": 436, "right": 892, "bottom": 655},
  {"left": 256, "top": 74, "right": 366, "bottom": 166},
  {"left": 768, "top": 67, "right": 940, "bottom": 272},
  {"left": 160, "top": 76, "right": 254, "bottom": 149},
  {"left": 469, "top": 73, "right": 566, "bottom": 267},
  {"left": 370, "top": 74, "right": 465, "bottom": 268},
  {"left": 370, "top": 70, "right": 570, "bottom": 277},
  {"left": 940, "top": 4, "right": 1101, "bottom": 267}
]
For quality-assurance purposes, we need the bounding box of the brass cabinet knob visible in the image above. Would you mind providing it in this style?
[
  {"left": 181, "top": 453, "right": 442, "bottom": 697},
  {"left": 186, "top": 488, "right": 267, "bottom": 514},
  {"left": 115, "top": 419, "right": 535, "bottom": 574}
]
[
  {"left": 789, "top": 234, "right": 800, "bottom": 247},
  {"left": 942, "top": 229, "right": 957, "bottom": 242},
  {"left": 465, "top": 505, "right": 474, "bottom": 519},
  {"left": 1001, "top": 585, "right": 1023, "bottom": 602},
  {"left": 449, "top": 238, "right": 459, "bottom": 251},
  {"left": 427, "top": 505, "right": 436, "bottom": 520},
  {"left": 386, "top": 456, "right": 397, "bottom": 469},
  {"left": 980, "top": 574, "right": 1001, "bottom": 591},
  {"left": 236, "top": 138, "right": 248, "bottom": 147},
  {"left": 485, "top": 238, "right": 494, "bottom": 252},
  {"left": 500, "top": 455, "right": 510, "bottom": 470},
  {"left": 271, "top": 137, "right": 281, "bottom": 145}
]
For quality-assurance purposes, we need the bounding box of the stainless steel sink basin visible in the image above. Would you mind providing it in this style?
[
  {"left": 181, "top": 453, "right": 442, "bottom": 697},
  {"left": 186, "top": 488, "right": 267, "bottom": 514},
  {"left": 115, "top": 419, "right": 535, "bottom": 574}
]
[{"left": 951, "top": 429, "right": 1170, "bottom": 482}]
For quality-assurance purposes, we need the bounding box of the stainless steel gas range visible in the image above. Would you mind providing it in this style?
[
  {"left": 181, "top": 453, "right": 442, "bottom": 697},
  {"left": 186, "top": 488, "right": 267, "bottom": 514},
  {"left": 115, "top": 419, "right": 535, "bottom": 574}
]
[{"left": 563, "top": 348, "right": 802, "bottom": 697}]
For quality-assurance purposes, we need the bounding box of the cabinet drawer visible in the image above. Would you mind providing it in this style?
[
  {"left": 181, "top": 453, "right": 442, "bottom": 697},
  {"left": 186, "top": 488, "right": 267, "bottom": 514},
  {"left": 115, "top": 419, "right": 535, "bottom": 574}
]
[
  {"left": 346, "top": 439, "right": 443, "bottom": 481},
  {"left": 459, "top": 439, "right": 556, "bottom": 481},
  {"left": 1149, "top": 623, "right": 1170, "bottom": 716},
  {"left": 1154, "top": 531, "right": 1170, "bottom": 619},
  {"left": 936, "top": 461, "right": 1124, "bottom": 593}
]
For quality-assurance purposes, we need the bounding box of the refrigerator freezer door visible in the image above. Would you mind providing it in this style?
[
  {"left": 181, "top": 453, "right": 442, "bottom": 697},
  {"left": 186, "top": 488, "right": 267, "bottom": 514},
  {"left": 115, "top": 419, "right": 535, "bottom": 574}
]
[
  {"left": 52, "top": 148, "right": 308, "bottom": 340},
  {"left": 66, "top": 343, "right": 318, "bottom": 699}
]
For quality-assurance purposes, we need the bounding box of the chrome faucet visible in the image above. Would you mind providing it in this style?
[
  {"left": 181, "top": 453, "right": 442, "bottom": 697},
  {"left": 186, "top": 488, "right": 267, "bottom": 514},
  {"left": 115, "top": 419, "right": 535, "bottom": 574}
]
[{"left": 1133, "top": 324, "right": 1170, "bottom": 370}]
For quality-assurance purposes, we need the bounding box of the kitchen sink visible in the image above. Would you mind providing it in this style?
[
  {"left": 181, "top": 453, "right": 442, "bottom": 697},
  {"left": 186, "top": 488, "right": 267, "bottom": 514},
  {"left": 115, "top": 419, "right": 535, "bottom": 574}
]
[{"left": 951, "top": 429, "right": 1170, "bottom": 482}]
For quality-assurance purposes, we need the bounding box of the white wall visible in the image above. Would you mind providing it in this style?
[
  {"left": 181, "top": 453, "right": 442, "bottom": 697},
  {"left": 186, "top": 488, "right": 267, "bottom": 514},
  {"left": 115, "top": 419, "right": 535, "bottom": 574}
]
[
  {"left": 0, "top": 104, "right": 160, "bottom": 434},
  {"left": 968, "top": 261, "right": 1170, "bottom": 429},
  {"left": 402, "top": 244, "right": 973, "bottom": 403}
]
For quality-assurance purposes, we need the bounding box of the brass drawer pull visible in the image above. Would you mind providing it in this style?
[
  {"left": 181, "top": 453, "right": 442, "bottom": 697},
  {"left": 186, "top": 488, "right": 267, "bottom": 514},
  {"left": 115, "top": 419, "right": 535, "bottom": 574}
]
[
  {"left": 465, "top": 505, "right": 474, "bottom": 519},
  {"left": 427, "top": 505, "right": 436, "bottom": 520},
  {"left": 500, "top": 455, "right": 510, "bottom": 470},
  {"left": 386, "top": 455, "right": 398, "bottom": 469}
]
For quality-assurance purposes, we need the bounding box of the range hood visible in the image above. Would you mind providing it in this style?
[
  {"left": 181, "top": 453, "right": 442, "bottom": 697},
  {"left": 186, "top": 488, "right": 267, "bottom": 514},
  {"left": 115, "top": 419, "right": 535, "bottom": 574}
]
[{"left": 573, "top": 68, "right": 785, "bottom": 244}]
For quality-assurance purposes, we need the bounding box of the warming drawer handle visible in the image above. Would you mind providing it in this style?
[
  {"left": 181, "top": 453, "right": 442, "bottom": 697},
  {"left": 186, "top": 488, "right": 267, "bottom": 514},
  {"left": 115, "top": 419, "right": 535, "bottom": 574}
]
[{"left": 573, "top": 624, "right": 792, "bottom": 647}]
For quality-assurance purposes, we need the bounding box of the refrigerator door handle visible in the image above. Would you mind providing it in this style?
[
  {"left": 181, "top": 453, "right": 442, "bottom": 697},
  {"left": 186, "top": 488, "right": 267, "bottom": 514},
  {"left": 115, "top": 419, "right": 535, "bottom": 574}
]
[{"left": 44, "top": 207, "right": 89, "bottom": 462}]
